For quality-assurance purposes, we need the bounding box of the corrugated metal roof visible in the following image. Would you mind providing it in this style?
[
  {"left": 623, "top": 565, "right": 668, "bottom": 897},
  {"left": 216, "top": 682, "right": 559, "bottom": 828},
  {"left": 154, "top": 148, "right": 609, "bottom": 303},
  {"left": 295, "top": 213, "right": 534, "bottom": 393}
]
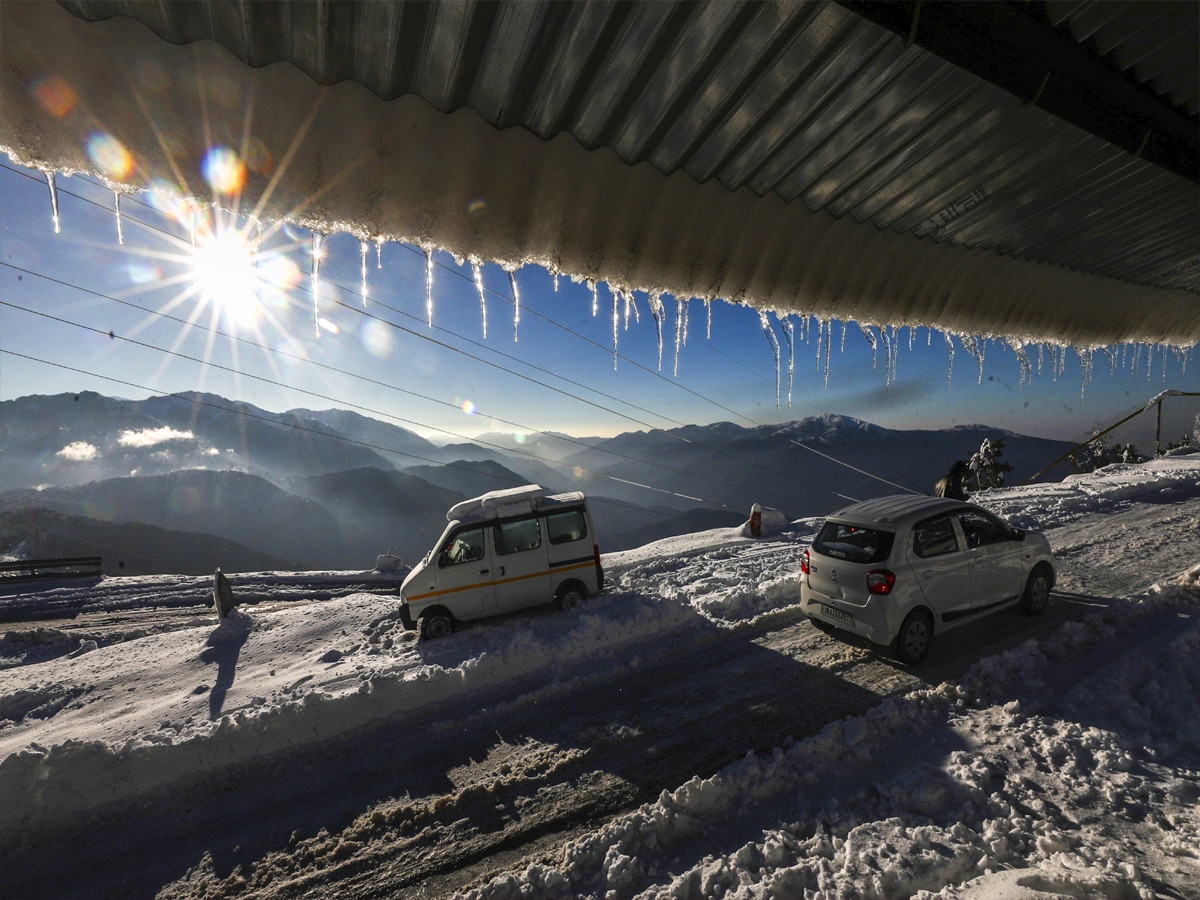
[
  {"left": 54, "top": 0, "right": 1198, "bottom": 300},
  {"left": 2, "top": 0, "right": 1194, "bottom": 346},
  {"left": 1047, "top": 0, "right": 1199, "bottom": 116}
]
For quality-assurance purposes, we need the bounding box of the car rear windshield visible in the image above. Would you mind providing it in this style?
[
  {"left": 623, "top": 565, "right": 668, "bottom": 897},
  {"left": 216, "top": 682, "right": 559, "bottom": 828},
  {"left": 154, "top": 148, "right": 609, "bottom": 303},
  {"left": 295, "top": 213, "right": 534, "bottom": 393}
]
[{"left": 813, "top": 521, "right": 894, "bottom": 564}]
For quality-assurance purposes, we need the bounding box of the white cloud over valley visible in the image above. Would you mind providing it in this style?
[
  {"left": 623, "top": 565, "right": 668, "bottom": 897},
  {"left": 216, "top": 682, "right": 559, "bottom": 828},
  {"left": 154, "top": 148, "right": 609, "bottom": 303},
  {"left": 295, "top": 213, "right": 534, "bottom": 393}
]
[
  {"left": 55, "top": 441, "right": 99, "bottom": 461},
  {"left": 117, "top": 427, "right": 195, "bottom": 448}
]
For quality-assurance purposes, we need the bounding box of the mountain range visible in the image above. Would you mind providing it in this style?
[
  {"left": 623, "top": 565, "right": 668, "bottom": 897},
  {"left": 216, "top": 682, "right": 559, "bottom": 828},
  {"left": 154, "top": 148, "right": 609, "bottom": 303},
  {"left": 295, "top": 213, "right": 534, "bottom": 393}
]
[{"left": 0, "top": 391, "right": 1077, "bottom": 574}]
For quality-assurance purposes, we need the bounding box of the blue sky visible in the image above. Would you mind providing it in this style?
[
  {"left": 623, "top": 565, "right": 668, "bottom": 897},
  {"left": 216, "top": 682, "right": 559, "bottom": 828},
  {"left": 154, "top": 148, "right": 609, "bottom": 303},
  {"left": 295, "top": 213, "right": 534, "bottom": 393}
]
[{"left": 2, "top": 157, "right": 1196, "bottom": 447}]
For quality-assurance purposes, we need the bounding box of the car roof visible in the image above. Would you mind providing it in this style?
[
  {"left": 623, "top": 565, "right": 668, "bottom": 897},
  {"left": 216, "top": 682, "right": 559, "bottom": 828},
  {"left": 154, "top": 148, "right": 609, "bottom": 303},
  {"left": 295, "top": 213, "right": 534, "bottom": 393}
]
[{"left": 825, "top": 495, "right": 971, "bottom": 529}]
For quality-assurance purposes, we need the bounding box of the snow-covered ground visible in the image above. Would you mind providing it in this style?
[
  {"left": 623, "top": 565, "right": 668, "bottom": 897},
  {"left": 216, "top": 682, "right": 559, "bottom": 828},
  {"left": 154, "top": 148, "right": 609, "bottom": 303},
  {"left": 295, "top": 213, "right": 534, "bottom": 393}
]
[{"left": 2, "top": 456, "right": 1199, "bottom": 899}]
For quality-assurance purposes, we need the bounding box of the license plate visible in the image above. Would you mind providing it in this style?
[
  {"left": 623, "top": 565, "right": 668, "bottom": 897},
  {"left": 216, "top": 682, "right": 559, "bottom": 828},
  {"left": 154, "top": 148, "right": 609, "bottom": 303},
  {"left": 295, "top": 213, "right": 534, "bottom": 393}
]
[{"left": 821, "top": 603, "right": 854, "bottom": 626}]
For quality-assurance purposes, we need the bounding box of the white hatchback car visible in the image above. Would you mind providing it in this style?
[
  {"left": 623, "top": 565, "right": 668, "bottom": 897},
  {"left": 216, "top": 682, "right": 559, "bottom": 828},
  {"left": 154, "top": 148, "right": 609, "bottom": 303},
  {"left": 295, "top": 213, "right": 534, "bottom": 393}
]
[{"left": 799, "top": 495, "right": 1054, "bottom": 663}]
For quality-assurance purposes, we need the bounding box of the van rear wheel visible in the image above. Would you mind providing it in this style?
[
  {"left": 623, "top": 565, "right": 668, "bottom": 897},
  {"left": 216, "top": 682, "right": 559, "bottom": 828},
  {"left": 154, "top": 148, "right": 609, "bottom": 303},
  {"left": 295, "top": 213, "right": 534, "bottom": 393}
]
[
  {"left": 556, "top": 585, "right": 585, "bottom": 611},
  {"left": 421, "top": 611, "right": 453, "bottom": 639}
]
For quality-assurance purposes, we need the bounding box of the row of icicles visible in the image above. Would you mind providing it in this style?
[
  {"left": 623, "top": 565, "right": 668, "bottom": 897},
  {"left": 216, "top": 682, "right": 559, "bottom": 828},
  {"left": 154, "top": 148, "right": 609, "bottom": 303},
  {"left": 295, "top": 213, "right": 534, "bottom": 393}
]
[{"left": 45, "top": 171, "right": 1194, "bottom": 408}]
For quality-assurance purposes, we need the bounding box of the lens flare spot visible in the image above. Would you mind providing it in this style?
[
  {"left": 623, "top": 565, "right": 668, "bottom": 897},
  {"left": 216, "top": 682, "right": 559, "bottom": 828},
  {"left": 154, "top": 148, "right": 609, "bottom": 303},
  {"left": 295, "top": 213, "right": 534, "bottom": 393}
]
[
  {"left": 459, "top": 399, "right": 477, "bottom": 415},
  {"left": 86, "top": 132, "right": 134, "bottom": 180},
  {"left": 467, "top": 197, "right": 487, "bottom": 216},
  {"left": 244, "top": 137, "right": 272, "bottom": 174},
  {"left": 124, "top": 262, "right": 161, "bottom": 284},
  {"left": 318, "top": 317, "right": 340, "bottom": 335},
  {"left": 361, "top": 319, "right": 393, "bottom": 358},
  {"left": 33, "top": 76, "right": 77, "bottom": 118},
  {"left": 201, "top": 146, "right": 246, "bottom": 195}
]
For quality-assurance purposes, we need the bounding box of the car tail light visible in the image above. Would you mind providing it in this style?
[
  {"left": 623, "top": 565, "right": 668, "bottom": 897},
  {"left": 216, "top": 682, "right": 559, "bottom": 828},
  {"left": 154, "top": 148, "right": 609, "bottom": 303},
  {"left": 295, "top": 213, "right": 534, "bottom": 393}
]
[
  {"left": 866, "top": 569, "right": 895, "bottom": 595},
  {"left": 800, "top": 548, "right": 810, "bottom": 576}
]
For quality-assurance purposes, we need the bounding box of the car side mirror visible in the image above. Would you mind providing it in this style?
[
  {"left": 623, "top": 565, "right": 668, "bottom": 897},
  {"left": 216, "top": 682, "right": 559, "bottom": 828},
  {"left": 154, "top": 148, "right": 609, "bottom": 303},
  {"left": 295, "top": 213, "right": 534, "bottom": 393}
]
[{"left": 1011, "top": 528, "right": 1026, "bottom": 541}]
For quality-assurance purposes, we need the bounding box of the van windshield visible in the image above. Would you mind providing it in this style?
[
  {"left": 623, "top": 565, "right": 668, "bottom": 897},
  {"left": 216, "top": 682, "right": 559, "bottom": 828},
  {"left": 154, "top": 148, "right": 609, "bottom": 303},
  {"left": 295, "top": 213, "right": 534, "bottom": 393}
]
[{"left": 813, "top": 521, "right": 894, "bottom": 564}]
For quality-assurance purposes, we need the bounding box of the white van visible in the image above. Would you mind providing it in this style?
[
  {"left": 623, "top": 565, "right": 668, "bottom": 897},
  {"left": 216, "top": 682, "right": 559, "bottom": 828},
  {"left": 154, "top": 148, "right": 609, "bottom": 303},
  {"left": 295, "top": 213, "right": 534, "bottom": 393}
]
[{"left": 398, "top": 485, "right": 604, "bottom": 638}]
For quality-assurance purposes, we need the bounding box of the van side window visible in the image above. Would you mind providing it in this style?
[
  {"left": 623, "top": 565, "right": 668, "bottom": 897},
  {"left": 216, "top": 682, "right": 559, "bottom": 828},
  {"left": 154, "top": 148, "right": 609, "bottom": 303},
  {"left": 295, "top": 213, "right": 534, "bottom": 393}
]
[
  {"left": 546, "top": 510, "right": 587, "bottom": 545},
  {"left": 912, "top": 516, "right": 959, "bottom": 558},
  {"left": 494, "top": 518, "right": 542, "bottom": 555},
  {"left": 438, "top": 527, "right": 486, "bottom": 567}
]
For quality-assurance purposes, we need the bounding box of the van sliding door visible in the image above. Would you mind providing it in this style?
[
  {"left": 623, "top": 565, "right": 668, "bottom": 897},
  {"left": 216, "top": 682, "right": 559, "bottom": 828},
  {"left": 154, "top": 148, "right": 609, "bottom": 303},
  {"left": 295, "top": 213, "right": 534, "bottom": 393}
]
[{"left": 492, "top": 517, "right": 552, "bottom": 612}]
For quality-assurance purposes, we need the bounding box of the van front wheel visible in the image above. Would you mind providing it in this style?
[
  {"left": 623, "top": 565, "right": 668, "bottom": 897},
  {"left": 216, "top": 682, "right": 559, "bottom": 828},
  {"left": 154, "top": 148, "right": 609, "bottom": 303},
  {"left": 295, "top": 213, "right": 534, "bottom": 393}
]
[
  {"left": 421, "top": 611, "right": 454, "bottom": 639},
  {"left": 556, "top": 585, "right": 585, "bottom": 611}
]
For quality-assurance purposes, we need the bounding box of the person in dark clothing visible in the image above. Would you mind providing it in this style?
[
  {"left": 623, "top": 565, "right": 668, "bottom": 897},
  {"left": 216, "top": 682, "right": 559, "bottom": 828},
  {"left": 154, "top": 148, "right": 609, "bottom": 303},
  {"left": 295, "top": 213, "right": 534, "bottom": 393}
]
[{"left": 934, "top": 460, "right": 969, "bottom": 500}]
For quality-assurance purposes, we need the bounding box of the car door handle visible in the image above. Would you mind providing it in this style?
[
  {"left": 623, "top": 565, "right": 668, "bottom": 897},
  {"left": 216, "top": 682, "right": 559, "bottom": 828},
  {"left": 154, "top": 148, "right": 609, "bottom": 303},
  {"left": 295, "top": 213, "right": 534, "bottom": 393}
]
[
  {"left": 479, "top": 568, "right": 490, "bottom": 575},
  {"left": 498, "top": 566, "right": 506, "bottom": 577}
]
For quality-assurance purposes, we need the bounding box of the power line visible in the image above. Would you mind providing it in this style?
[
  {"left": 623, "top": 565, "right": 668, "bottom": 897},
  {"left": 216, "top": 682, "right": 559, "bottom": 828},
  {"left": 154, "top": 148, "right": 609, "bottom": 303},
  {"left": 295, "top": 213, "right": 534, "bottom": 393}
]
[{"left": 0, "top": 161, "right": 923, "bottom": 505}]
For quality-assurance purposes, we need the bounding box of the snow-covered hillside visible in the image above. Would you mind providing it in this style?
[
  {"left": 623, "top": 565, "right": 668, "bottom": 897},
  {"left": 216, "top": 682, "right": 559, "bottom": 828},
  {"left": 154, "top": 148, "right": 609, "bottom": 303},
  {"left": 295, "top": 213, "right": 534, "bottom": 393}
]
[{"left": 2, "top": 456, "right": 1198, "bottom": 900}]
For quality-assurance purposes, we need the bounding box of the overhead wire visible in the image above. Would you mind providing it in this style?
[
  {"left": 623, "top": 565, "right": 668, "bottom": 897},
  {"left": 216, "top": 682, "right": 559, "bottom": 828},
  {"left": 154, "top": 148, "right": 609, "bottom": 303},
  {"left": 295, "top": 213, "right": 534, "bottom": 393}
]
[{"left": 1, "top": 161, "right": 917, "bottom": 504}]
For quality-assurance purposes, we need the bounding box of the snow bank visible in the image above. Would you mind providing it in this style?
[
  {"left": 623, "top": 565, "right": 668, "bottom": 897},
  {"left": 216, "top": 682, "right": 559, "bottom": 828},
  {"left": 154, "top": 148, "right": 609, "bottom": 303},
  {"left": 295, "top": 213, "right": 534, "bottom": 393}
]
[{"left": 458, "top": 564, "right": 1200, "bottom": 900}]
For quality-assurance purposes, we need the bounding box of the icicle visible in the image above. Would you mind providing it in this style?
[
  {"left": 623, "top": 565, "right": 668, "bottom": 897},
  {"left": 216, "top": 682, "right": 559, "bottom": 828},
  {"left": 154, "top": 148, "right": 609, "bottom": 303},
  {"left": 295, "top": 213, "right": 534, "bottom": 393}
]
[
  {"left": 44, "top": 171, "right": 61, "bottom": 234},
  {"left": 706, "top": 300, "right": 712, "bottom": 340},
  {"left": 553, "top": 270, "right": 559, "bottom": 292},
  {"left": 881, "top": 326, "right": 894, "bottom": 386},
  {"left": 589, "top": 280, "right": 598, "bottom": 317},
  {"left": 472, "top": 261, "right": 488, "bottom": 339},
  {"left": 960, "top": 334, "right": 985, "bottom": 384},
  {"left": 1146, "top": 342, "right": 1154, "bottom": 380},
  {"left": 375, "top": 238, "right": 384, "bottom": 268},
  {"left": 612, "top": 291, "right": 620, "bottom": 371},
  {"left": 1037, "top": 343, "right": 1045, "bottom": 375},
  {"left": 681, "top": 298, "right": 690, "bottom": 347},
  {"left": 311, "top": 232, "right": 324, "bottom": 337},
  {"left": 944, "top": 331, "right": 955, "bottom": 395},
  {"left": 648, "top": 292, "right": 666, "bottom": 371},
  {"left": 822, "top": 319, "right": 832, "bottom": 390},
  {"left": 860, "top": 325, "right": 878, "bottom": 369},
  {"left": 1009, "top": 339, "right": 1031, "bottom": 387},
  {"left": 359, "top": 240, "right": 369, "bottom": 307},
  {"left": 1079, "top": 348, "right": 1093, "bottom": 400},
  {"left": 840, "top": 321, "right": 847, "bottom": 353},
  {"left": 908, "top": 326, "right": 915, "bottom": 352},
  {"left": 507, "top": 268, "right": 521, "bottom": 342},
  {"left": 112, "top": 192, "right": 125, "bottom": 245},
  {"left": 673, "top": 296, "right": 684, "bottom": 378},
  {"left": 780, "top": 315, "right": 795, "bottom": 406},
  {"left": 422, "top": 246, "right": 435, "bottom": 327},
  {"left": 759, "top": 311, "right": 782, "bottom": 408},
  {"left": 623, "top": 291, "right": 639, "bottom": 330}
]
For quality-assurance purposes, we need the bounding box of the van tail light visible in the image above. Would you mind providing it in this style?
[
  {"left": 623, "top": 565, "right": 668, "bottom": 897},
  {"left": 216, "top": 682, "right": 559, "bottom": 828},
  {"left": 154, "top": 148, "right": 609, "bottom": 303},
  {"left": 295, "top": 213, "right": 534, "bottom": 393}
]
[
  {"left": 867, "top": 569, "right": 895, "bottom": 595},
  {"left": 800, "top": 548, "right": 810, "bottom": 576}
]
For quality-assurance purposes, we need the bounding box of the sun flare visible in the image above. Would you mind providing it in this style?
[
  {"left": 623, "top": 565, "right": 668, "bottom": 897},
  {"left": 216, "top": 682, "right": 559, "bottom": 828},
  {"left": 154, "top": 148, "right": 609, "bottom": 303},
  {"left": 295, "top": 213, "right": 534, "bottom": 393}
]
[{"left": 191, "top": 226, "right": 260, "bottom": 327}]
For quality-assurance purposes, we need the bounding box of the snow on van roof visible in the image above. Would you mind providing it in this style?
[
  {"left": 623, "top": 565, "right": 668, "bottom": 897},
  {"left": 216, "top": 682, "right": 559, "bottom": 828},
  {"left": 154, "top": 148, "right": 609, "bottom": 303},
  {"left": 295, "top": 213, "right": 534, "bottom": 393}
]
[
  {"left": 445, "top": 486, "right": 588, "bottom": 523},
  {"left": 447, "top": 485, "right": 545, "bottom": 522}
]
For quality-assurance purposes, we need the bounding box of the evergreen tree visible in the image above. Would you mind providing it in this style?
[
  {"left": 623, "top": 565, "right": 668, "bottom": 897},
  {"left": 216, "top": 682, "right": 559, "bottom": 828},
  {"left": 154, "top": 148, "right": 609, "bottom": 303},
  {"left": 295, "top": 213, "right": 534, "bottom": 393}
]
[{"left": 967, "top": 437, "right": 1013, "bottom": 490}]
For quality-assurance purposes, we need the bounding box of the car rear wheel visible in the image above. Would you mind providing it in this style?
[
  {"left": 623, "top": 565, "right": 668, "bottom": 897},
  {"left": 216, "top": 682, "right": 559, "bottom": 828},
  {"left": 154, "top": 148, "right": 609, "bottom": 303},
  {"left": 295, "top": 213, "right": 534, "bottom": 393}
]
[
  {"left": 1020, "top": 566, "right": 1052, "bottom": 615},
  {"left": 421, "top": 610, "right": 453, "bottom": 639},
  {"left": 896, "top": 609, "right": 933, "bottom": 664}
]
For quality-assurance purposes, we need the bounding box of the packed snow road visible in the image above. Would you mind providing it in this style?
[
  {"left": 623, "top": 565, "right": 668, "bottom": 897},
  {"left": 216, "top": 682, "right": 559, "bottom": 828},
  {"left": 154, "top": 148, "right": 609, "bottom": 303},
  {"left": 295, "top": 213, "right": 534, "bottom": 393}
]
[{"left": 2, "top": 457, "right": 1199, "bottom": 900}]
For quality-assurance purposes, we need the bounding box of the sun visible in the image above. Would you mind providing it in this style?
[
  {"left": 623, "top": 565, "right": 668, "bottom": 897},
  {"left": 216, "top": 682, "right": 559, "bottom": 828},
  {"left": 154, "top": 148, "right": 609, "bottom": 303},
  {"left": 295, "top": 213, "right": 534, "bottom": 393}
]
[{"left": 191, "top": 225, "right": 260, "bottom": 328}]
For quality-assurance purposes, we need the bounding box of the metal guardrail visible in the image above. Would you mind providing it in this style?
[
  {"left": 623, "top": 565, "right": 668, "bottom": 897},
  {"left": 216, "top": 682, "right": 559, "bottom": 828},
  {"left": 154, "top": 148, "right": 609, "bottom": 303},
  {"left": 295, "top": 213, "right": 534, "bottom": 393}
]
[
  {"left": 1022, "top": 390, "right": 1199, "bottom": 485},
  {"left": 0, "top": 556, "right": 102, "bottom": 582}
]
